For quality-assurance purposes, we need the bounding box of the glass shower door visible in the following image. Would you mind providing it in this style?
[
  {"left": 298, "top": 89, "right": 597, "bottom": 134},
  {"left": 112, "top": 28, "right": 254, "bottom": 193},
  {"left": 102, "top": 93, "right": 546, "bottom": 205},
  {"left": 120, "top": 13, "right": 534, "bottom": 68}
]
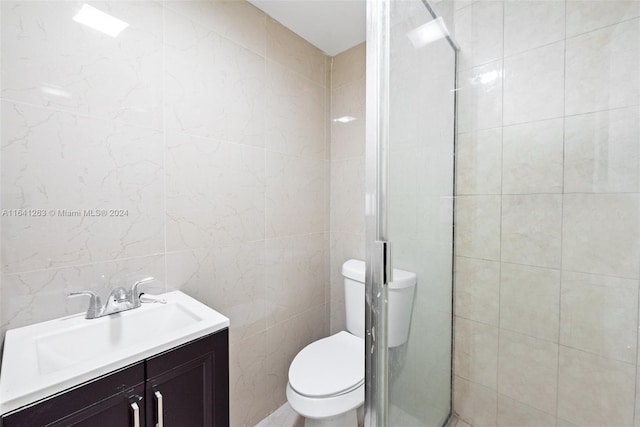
[{"left": 365, "top": 0, "right": 457, "bottom": 425}]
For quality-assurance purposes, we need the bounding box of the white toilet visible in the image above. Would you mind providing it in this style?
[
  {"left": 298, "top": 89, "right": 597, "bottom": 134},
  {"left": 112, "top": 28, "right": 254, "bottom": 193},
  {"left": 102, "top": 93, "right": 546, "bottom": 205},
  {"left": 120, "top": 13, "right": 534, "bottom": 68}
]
[{"left": 286, "top": 259, "right": 417, "bottom": 427}]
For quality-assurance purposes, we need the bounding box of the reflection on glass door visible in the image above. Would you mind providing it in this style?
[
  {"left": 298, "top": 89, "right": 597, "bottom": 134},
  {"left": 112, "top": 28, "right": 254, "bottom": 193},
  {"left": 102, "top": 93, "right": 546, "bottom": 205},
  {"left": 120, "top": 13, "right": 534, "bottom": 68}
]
[{"left": 365, "top": 0, "right": 457, "bottom": 425}]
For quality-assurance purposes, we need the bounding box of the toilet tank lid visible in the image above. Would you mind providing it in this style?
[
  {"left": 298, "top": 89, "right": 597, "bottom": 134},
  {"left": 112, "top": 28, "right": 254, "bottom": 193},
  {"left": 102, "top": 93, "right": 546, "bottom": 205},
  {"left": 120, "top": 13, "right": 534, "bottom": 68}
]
[
  {"left": 342, "top": 259, "right": 366, "bottom": 282},
  {"left": 342, "top": 259, "right": 417, "bottom": 289}
]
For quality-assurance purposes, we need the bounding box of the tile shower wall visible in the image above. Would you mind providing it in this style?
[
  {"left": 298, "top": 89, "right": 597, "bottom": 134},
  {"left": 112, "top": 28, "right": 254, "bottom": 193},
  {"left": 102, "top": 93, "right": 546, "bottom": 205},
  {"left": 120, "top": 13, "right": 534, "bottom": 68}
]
[
  {"left": 452, "top": 1, "right": 640, "bottom": 426},
  {"left": 0, "top": 2, "right": 330, "bottom": 425},
  {"left": 329, "top": 43, "right": 366, "bottom": 334}
]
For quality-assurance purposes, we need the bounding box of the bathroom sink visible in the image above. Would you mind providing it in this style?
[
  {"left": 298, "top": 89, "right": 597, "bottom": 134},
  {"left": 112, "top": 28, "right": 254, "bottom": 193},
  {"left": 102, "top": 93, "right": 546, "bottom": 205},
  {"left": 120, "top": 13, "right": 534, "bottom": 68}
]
[
  {"left": 35, "top": 299, "right": 203, "bottom": 374},
  {"left": 0, "top": 291, "right": 229, "bottom": 415}
]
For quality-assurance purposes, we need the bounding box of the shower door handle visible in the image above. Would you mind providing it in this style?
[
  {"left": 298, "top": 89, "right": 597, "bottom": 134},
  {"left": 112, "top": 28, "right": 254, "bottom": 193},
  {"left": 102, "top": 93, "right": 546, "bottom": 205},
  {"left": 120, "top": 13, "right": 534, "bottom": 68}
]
[{"left": 375, "top": 240, "right": 392, "bottom": 286}]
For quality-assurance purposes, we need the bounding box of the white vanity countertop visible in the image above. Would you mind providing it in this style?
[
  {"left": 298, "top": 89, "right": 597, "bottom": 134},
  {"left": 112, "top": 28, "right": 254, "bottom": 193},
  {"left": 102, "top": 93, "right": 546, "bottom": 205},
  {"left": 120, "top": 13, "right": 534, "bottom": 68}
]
[{"left": 0, "top": 291, "right": 229, "bottom": 415}]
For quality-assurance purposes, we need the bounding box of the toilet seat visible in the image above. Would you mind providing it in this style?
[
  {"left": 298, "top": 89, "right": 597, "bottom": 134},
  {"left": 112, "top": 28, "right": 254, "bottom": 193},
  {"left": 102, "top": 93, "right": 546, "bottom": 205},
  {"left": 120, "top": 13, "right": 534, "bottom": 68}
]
[
  {"left": 286, "top": 382, "right": 364, "bottom": 421},
  {"left": 288, "top": 331, "right": 364, "bottom": 398}
]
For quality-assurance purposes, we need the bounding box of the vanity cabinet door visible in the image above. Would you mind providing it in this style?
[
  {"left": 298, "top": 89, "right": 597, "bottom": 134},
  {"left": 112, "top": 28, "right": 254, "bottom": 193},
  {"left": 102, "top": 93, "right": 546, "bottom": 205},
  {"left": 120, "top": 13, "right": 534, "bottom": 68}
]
[
  {"left": 1, "top": 362, "right": 145, "bottom": 427},
  {"left": 47, "top": 384, "right": 145, "bottom": 427},
  {"left": 145, "top": 329, "right": 229, "bottom": 427}
]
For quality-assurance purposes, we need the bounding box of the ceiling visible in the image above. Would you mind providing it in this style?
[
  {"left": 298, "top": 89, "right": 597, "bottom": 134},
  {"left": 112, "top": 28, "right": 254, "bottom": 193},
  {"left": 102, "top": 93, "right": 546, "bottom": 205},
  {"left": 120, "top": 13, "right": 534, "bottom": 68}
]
[{"left": 248, "top": 0, "right": 366, "bottom": 56}]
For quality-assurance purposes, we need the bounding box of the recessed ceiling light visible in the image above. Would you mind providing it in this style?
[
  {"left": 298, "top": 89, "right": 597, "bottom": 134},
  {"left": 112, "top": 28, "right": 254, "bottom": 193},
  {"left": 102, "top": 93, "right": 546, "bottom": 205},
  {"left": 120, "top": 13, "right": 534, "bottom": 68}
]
[
  {"left": 72, "top": 4, "right": 129, "bottom": 38},
  {"left": 332, "top": 116, "right": 357, "bottom": 123}
]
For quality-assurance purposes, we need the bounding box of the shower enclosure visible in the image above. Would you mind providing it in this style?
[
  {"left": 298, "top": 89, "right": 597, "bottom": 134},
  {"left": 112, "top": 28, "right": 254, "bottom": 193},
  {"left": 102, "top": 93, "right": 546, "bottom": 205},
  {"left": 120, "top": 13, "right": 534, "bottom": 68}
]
[{"left": 365, "top": 0, "right": 457, "bottom": 425}]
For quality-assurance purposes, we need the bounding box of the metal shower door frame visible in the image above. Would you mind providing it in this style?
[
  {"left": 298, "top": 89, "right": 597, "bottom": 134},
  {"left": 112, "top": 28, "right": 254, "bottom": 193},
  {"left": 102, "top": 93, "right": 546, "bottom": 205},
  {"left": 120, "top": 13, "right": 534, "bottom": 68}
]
[{"left": 364, "top": 0, "right": 459, "bottom": 425}]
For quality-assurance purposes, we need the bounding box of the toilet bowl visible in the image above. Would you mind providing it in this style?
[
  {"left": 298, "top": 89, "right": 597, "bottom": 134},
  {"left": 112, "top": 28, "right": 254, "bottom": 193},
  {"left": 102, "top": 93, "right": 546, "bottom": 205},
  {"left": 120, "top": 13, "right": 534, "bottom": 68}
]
[
  {"left": 286, "top": 331, "right": 363, "bottom": 427},
  {"left": 286, "top": 259, "right": 417, "bottom": 427}
]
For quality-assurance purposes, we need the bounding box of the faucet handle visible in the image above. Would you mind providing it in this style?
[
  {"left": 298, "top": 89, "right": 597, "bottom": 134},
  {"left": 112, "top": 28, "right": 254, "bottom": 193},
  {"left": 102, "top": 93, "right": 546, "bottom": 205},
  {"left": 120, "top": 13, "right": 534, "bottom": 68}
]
[
  {"left": 130, "top": 277, "right": 155, "bottom": 307},
  {"left": 68, "top": 291, "right": 102, "bottom": 319},
  {"left": 139, "top": 293, "right": 167, "bottom": 304}
]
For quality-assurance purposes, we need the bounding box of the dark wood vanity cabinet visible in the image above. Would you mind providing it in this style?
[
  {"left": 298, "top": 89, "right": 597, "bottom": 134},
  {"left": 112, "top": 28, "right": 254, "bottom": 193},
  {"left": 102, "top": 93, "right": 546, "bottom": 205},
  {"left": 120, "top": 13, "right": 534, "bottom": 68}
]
[
  {"left": 1, "top": 329, "right": 229, "bottom": 427},
  {"left": 146, "top": 329, "right": 229, "bottom": 427}
]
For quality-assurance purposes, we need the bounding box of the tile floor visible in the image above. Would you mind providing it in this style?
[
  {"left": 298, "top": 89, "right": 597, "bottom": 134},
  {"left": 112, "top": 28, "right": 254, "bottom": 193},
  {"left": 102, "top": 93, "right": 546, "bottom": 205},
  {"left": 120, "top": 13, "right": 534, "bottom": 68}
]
[
  {"left": 254, "top": 402, "right": 455, "bottom": 426},
  {"left": 255, "top": 403, "right": 303, "bottom": 427}
]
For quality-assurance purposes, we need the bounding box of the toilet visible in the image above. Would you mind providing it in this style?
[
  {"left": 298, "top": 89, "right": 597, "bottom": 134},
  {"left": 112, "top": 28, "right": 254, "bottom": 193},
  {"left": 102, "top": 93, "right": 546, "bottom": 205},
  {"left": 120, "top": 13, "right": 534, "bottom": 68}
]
[{"left": 286, "top": 259, "right": 417, "bottom": 427}]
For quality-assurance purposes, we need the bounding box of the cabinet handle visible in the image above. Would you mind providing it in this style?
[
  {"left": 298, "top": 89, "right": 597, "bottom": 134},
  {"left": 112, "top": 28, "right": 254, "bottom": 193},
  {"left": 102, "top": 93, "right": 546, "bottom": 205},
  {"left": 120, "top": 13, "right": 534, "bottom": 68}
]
[
  {"left": 131, "top": 402, "right": 140, "bottom": 427},
  {"left": 155, "top": 390, "right": 164, "bottom": 427}
]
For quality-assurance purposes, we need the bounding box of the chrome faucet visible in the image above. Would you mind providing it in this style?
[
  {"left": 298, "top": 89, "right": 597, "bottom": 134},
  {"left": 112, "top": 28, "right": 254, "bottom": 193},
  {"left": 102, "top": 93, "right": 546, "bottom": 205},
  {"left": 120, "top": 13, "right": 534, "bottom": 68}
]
[
  {"left": 67, "top": 291, "right": 103, "bottom": 319},
  {"left": 129, "top": 277, "right": 156, "bottom": 308},
  {"left": 69, "top": 277, "right": 157, "bottom": 319}
]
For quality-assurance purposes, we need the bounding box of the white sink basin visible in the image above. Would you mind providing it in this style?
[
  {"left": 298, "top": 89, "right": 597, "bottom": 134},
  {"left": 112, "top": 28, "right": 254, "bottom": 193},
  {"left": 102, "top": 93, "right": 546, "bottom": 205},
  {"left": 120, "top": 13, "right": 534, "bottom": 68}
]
[{"left": 0, "top": 291, "right": 229, "bottom": 415}]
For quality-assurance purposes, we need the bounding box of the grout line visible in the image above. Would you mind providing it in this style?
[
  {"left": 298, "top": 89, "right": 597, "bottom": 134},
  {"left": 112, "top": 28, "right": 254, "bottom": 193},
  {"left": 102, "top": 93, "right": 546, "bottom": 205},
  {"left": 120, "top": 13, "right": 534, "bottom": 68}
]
[
  {"left": 497, "top": 392, "right": 557, "bottom": 419},
  {"left": 456, "top": 103, "right": 640, "bottom": 136},
  {"left": 2, "top": 252, "right": 169, "bottom": 278},
  {"left": 326, "top": 55, "right": 333, "bottom": 327},
  {"left": 263, "top": 30, "right": 269, "bottom": 370},
  {"left": 458, "top": 191, "right": 640, "bottom": 196},
  {"left": 555, "top": 2, "right": 568, "bottom": 423},
  {"left": 457, "top": 14, "right": 640, "bottom": 75},
  {"left": 456, "top": 254, "right": 640, "bottom": 282},
  {"left": 555, "top": 343, "right": 636, "bottom": 367},
  {"left": 632, "top": 277, "right": 640, "bottom": 426},
  {"left": 495, "top": 0, "right": 506, "bottom": 422},
  {"left": 1, "top": 231, "right": 331, "bottom": 279},
  {"left": 0, "top": 97, "right": 164, "bottom": 133},
  {"left": 504, "top": 39, "right": 566, "bottom": 66},
  {"left": 565, "top": 14, "right": 640, "bottom": 42},
  {"left": 633, "top": 85, "right": 640, "bottom": 427},
  {"left": 0, "top": 93, "right": 349, "bottom": 165}
]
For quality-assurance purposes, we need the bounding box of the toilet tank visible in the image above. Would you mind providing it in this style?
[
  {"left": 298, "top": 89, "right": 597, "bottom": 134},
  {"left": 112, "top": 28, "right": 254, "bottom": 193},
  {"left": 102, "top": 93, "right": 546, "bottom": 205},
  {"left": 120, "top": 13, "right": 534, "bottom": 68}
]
[{"left": 342, "top": 259, "right": 417, "bottom": 347}]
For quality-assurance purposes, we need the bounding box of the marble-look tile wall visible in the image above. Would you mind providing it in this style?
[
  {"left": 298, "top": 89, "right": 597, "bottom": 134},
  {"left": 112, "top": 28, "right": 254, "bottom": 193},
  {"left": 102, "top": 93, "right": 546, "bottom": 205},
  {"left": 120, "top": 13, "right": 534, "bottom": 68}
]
[
  {"left": 452, "top": 1, "right": 640, "bottom": 426},
  {"left": 0, "top": 2, "right": 330, "bottom": 425},
  {"left": 329, "top": 43, "right": 366, "bottom": 334}
]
